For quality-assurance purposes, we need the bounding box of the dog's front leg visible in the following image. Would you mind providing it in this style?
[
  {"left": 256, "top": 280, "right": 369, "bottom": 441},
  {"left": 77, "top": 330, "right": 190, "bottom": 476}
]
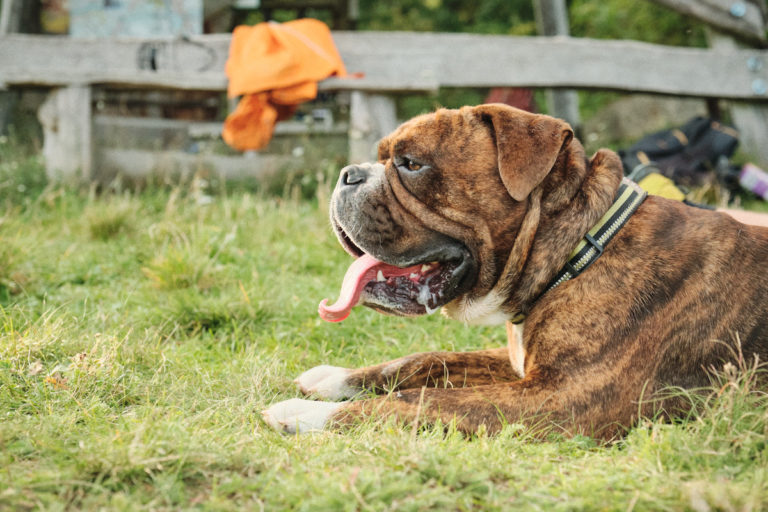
[
  {"left": 294, "top": 347, "right": 520, "bottom": 400},
  {"left": 265, "top": 373, "right": 635, "bottom": 439},
  {"left": 264, "top": 379, "right": 564, "bottom": 436}
]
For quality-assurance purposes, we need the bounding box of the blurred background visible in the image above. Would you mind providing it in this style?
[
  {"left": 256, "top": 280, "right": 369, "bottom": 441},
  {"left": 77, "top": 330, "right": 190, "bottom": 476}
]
[{"left": 0, "top": 0, "right": 766, "bottom": 205}]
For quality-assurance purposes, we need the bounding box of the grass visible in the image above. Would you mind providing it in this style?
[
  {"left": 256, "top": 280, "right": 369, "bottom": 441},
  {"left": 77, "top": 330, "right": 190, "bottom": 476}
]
[{"left": 1, "top": 162, "right": 767, "bottom": 509}]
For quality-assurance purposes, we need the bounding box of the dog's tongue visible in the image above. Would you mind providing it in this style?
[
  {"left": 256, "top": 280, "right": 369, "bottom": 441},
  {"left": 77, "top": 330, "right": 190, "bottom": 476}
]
[{"left": 318, "top": 253, "right": 421, "bottom": 322}]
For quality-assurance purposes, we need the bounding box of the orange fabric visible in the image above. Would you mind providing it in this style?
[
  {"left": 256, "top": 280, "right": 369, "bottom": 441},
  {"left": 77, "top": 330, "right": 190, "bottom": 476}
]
[{"left": 223, "top": 19, "right": 347, "bottom": 151}]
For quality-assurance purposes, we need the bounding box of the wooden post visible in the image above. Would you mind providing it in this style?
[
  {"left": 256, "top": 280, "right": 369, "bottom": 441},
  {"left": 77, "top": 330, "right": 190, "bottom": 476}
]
[
  {"left": 38, "top": 85, "right": 94, "bottom": 182},
  {"left": 695, "top": 1, "right": 768, "bottom": 166},
  {"left": 348, "top": 91, "right": 397, "bottom": 163},
  {"left": 709, "top": 32, "right": 768, "bottom": 166},
  {"left": 347, "top": 0, "right": 359, "bottom": 29},
  {"left": 650, "top": 0, "right": 768, "bottom": 165},
  {"left": 0, "top": 0, "right": 20, "bottom": 134},
  {"left": 533, "top": 0, "right": 581, "bottom": 135},
  {"left": 0, "top": 0, "right": 19, "bottom": 34}
]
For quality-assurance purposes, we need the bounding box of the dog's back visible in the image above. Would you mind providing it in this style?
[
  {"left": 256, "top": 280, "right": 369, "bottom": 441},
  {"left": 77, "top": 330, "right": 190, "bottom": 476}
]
[{"left": 644, "top": 198, "right": 768, "bottom": 388}]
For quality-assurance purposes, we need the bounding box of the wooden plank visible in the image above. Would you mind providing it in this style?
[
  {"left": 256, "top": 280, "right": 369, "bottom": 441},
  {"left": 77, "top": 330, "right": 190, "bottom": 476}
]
[
  {"left": 319, "top": 76, "right": 437, "bottom": 93},
  {"left": 648, "top": 0, "right": 766, "bottom": 45},
  {"left": 0, "top": 33, "right": 435, "bottom": 92},
  {"left": 533, "top": 0, "right": 581, "bottom": 132},
  {"left": 0, "top": 34, "right": 232, "bottom": 90},
  {"left": 334, "top": 32, "right": 768, "bottom": 100},
  {"left": 98, "top": 148, "right": 293, "bottom": 180},
  {"left": 2, "top": 33, "right": 768, "bottom": 99},
  {"left": 93, "top": 115, "right": 348, "bottom": 140},
  {"left": 336, "top": 32, "right": 768, "bottom": 100}
]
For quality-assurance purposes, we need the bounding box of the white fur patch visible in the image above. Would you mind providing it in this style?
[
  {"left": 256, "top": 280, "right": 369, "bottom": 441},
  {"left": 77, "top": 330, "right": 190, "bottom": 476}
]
[
  {"left": 262, "top": 398, "right": 346, "bottom": 434},
  {"left": 444, "top": 290, "right": 509, "bottom": 326},
  {"left": 294, "top": 365, "right": 355, "bottom": 400},
  {"left": 508, "top": 322, "right": 526, "bottom": 378}
]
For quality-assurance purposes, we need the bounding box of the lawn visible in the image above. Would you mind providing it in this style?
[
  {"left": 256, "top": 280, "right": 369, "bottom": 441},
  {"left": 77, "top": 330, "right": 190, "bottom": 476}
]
[{"left": 1, "top": 158, "right": 767, "bottom": 510}]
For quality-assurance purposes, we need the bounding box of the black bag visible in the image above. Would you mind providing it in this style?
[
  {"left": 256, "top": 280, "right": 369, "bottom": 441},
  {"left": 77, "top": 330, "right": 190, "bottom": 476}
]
[{"left": 619, "top": 117, "right": 739, "bottom": 187}]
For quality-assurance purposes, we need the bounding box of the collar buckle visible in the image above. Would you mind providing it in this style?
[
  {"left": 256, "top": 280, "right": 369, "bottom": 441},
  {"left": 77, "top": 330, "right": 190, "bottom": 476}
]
[
  {"left": 575, "top": 233, "right": 605, "bottom": 276},
  {"left": 583, "top": 233, "right": 604, "bottom": 256}
]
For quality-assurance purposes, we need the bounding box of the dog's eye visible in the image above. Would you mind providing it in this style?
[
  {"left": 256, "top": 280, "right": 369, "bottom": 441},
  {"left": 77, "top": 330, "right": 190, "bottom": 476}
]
[
  {"left": 407, "top": 160, "right": 422, "bottom": 172},
  {"left": 398, "top": 157, "right": 424, "bottom": 173}
]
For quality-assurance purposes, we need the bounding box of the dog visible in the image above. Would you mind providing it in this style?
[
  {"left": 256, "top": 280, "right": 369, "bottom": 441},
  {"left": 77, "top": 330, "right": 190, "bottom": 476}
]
[{"left": 263, "top": 104, "right": 768, "bottom": 439}]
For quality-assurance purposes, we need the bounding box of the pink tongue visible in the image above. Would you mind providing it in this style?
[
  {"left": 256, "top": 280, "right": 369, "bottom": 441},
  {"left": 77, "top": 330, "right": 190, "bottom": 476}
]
[{"left": 318, "top": 253, "right": 423, "bottom": 322}]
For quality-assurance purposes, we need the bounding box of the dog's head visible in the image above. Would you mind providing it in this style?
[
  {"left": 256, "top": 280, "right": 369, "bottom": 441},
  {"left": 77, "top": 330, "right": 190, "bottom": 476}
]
[{"left": 319, "top": 104, "right": 576, "bottom": 324}]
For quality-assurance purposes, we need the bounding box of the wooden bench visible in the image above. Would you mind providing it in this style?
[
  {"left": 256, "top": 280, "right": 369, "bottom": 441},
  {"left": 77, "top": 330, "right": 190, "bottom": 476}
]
[{"left": 2, "top": 27, "right": 768, "bottom": 181}]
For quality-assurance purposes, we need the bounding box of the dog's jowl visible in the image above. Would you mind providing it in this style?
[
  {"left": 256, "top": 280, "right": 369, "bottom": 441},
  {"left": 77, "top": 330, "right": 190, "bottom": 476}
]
[{"left": 263, "top": 104, "right": 768, "bottom": 439}]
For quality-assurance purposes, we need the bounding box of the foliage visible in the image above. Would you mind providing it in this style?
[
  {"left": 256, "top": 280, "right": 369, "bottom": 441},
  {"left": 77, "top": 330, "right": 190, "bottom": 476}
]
[
  {"left": 569, "top": 0, "right": 707, "bottom": 47},
  {"left": 0, "top": 133, "right": 47, "bottom": 209},
  {"left": 358, "top": 0, "right": 537, "bottom": 36},
  {"left": 84, "top": 194, "right": 137, "bottom": 241}
]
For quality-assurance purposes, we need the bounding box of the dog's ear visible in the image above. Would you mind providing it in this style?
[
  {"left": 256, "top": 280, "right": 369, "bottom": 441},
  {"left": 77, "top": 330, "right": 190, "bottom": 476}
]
[{"left": 475, "top": 104, "right": 573, "bottom": 201}]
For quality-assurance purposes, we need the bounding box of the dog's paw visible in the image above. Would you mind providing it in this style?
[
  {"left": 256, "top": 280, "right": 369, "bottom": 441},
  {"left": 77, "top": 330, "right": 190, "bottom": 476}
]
[
  {"left": 294, "top": 365, "right": 355, "bottom": 400},
  {"left": 261, "top": 398, "right": 345, "bottom": 434}
]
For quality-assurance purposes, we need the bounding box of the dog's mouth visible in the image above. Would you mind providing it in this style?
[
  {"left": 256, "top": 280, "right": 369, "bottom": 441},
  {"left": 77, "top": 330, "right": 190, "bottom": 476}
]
[{"left": 318, "top": 221, "right": 473, "bottom": 322}]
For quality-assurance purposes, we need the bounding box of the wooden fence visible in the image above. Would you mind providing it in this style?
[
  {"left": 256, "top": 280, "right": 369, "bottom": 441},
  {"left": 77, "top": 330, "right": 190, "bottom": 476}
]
[{"left": 0, "top": 0, "right": 767, "bottom": 181}]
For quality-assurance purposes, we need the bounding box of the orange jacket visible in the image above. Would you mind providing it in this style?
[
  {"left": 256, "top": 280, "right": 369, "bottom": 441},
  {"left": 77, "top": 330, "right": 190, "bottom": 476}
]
[{"left": 223, "top": 19, "right": 347, "bottom": 151}]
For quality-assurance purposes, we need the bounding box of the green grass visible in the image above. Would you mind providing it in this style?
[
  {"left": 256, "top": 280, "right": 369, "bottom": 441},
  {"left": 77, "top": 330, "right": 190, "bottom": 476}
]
[{"left": 1, "top": 174, "right": 767, "bottom": 510}]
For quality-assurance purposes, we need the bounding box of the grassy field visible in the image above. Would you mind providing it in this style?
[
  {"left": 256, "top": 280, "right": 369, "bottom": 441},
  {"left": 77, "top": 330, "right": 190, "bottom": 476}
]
[{"left": 1, "top": 157, "right": 767, "bottom": 510}]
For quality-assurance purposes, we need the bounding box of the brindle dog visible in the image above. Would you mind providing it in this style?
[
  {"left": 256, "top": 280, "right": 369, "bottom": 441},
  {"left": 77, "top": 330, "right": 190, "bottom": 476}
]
[{"left": 263, "top": 104, "right": 768, "bottom": 439}]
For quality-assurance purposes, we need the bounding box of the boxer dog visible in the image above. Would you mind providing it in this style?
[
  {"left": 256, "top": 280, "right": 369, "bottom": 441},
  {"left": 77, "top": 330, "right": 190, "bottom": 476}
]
[{"left": 263, "top": 104, "right": 768, "bottom": 439}]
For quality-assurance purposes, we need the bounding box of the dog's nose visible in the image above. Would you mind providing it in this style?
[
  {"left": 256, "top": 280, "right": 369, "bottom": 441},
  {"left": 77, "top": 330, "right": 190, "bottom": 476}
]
[{"left": 340, "top": 165, "right": 368, "bottom": 187}]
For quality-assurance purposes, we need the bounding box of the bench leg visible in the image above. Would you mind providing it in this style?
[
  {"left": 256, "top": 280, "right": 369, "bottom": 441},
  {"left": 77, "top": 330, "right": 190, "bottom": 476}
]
[
  {"left": 348, "top": 91, "right": 397, "bottom": 164},
  {"left": 38, "top": 85, "right": 93, "bottom": 183}
]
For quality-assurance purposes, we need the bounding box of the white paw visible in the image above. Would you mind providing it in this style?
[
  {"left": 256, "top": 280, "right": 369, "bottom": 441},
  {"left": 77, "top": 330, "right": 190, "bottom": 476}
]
[
  {"left": 294, "top": 365, "right": 356, "bottom": 400},
  {"left": 261, "top": 398, "right": 346, "bottom": 434}
]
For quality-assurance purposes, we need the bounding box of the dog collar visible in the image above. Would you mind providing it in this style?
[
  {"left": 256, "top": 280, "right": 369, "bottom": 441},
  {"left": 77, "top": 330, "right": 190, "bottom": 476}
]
[{"left": 510, "top": 177, "right": 647, "bottom": 324}]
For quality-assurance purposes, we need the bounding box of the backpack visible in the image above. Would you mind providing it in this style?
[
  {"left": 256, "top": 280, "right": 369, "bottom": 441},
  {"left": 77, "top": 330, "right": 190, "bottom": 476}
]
[{"left": 619, "top": 116, "right": 739, "bottom": 187}]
